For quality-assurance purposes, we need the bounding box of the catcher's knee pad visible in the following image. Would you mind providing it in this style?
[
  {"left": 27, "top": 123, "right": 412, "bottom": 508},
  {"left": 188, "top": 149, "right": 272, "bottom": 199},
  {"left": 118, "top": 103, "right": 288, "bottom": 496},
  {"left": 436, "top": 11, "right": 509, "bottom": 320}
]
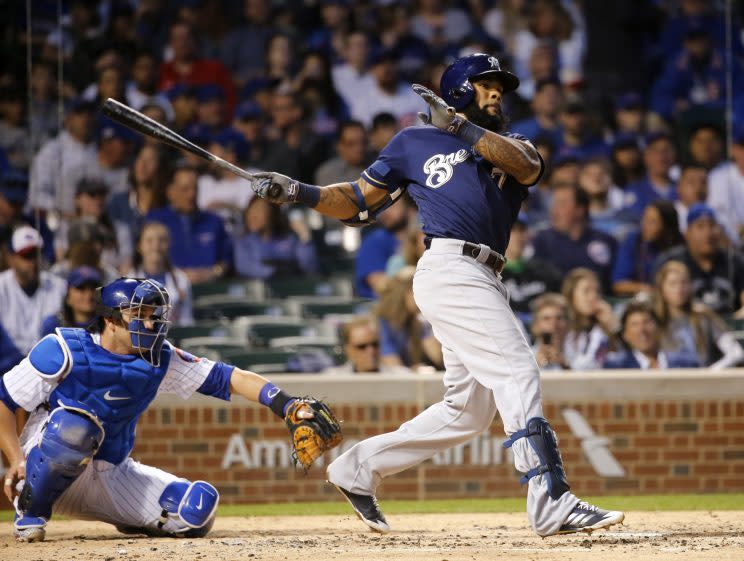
[
  {"left": 18, "top": 406, "right": 104, "bottom": 521},
  {"left": 158, "top": 480, "right": 219, "bottom": 536},
  {"left": 503, "top": 417, "right": 570, "bottom": 500}
]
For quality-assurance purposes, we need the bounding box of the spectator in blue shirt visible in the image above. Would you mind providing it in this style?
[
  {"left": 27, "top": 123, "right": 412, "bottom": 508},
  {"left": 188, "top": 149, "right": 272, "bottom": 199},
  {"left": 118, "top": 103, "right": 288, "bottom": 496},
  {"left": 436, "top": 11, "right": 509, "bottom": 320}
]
[
  {"left": 355, "top": 196, "right": 413, "bottom": 298},
  {"left": 610, "top": 133, "right": 645, "bottom": 189},
  {"left": 604, "top": 300, "right": 701, "bottom": 370},
  {"left": 553, "top": 98, "right": 608, "bottom": 161},
  {"left": 623, "top": 132, "right": 677, "bottom": 219},
  {"left": 612, "top": 92, "right": 646, "bottom": 138},
  {"left": 612, "top": 200, "right": 684, "bottom": 297},
  {"left": 510, "top": 78, "right": 563, "bottom": 141},
  {"left": 234, "top": 197, "right": 318, "bottom": 280},
  {"left": 0, "top": 321, "right": 23, "bottom": 375},
  {"left": 531, "top": 183, "right": 618, "bottom": 293},
  {"left": 146, "top": 164, "right": 232, "bottom": 285},
  {"left": 40, "top": 266, "right": 101, "bottom": 336}
]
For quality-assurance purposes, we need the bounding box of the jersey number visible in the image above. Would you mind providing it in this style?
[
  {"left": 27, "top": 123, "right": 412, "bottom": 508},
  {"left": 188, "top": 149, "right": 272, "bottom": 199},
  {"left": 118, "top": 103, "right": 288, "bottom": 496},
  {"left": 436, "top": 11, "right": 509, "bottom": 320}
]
[{"left": 491, "top": 168, "right": 507, "bottom": 189}]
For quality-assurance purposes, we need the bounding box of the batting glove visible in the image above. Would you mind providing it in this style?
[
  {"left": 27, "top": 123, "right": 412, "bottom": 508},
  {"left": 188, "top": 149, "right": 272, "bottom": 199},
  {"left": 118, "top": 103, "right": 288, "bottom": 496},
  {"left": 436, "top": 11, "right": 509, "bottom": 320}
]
[
  {"left": 251, "top": 171, "right": 298, "bottom": 204},
  {"left": 412, "top": 84, "right": 458, "bottom": 130}
]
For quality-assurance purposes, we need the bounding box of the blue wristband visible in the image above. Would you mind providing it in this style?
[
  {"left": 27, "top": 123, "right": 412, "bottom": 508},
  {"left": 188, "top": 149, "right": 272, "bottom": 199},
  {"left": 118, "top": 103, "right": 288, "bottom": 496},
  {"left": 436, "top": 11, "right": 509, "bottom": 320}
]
[
  {"left": 258, "top": 382, "right": 295, "bottom": 417},
  {"left": 449, "top": 116, "right": 485, "bottom": 146},
  {"left": 290, "top": 182, "right": 321, "bottom": 208}
]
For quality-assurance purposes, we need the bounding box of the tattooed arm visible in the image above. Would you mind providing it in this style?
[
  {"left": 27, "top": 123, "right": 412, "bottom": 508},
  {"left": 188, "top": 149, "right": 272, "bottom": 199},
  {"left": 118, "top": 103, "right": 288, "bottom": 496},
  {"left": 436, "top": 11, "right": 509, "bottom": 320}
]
[{"left": 473, "top": 132, "right": 542, "bottom": 185}]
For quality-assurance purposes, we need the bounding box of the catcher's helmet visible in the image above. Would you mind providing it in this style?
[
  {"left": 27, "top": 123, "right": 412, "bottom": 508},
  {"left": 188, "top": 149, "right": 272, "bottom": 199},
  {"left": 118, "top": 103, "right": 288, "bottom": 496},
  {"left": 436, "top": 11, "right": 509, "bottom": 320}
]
[
  {"left": 97, "top": 277, "right": 171, "bottom": 366},
  {"left": 440, "top": 53, "right": 519, "bottom": 111}
]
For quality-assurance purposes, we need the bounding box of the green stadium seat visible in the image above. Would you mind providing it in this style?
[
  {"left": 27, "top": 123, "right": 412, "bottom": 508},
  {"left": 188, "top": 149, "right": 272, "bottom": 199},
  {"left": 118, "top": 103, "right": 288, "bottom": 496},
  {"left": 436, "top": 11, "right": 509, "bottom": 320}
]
[
  {"left": 191, "top": 278, "right": 266, "bottom": 300},
  {"left": 168, "top": 322, "right": 230, "bottom": 346},
  {"left": 179, "top": 336, "right": 246, "bottom": 357},
  {"left": 269, "top": 336, "right": 344, "bottom": 365},
  {"left": 193, "top": 296, "right": 285, "bottom": 320},
  {"left": 285, "top": 296, "right": 373, "bottom": 319},
  {"left": 266, "top": 276, "right": 353, "bottom": 298},
  {"left": 220, "top": 349, "right": 296, "bottom": 373}
]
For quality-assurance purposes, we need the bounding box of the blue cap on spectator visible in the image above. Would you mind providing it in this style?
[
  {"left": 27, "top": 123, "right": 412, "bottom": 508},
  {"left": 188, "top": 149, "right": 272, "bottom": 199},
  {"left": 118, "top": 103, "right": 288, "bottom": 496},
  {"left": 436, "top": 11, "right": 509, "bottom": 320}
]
[
  {"left": 686, "top": 203, "right": 716, "bottom": 228},
  {"left": 197, "top": 84, "right": 224, "bottom": 103},
  {"left": 552, "top": 152, "right": 581, "bottom": 168},
  {"left": 235, "top": 100, "right": 261, "bottom": 121},
  {"left": 98, "top": 120, "right": 138, "bottom": 144},
  {"left": 0, "top": 169, "right": 29, "bottom": 204},
  {"left": 241, "top": 77, "right": 278, "bottom": 100},
  {"left": 183, "top": 122, "right": 211, "bottom": 145},
  {"left": 368, "top": 47, "right": 397, "bottom": 67},
  {"left": 615, "top": 92, "right": 644, "bottom": 111},
  {"left": 164, "top": 84, "right": 197, "bottom": 101},
  {"left": 67, "top": 96, "right": 96, "bottom": 114},
  {"left": 612, "top": 132, "right": 640, "bottom": 151},
  {"left": 643, "top": 130, "right": 672, "bottom": 148},
  {"left": 210, "top": 128, "right": 250, "bottom": 161},
  {"left": 67, "top": 266, "right": 102, "bottom": 289}
]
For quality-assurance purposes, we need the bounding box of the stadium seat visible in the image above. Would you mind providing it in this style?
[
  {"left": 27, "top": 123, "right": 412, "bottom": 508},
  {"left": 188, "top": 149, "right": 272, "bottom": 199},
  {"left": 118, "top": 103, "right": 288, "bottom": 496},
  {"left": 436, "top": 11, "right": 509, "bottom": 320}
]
[
  {"left": 230, "top": 316, "right": 311, "bottom": 344},
  {"left": 266, "top": 276, "right": 354, "bottom": 299},
  {"left": 269, "top": 336, "right": 344, "bottom": 365},
  {"left": 168, "top": 322, "right": 231, "bottom": 346},
  {"left": 220, "top": 349, "right": 297, "bottom": 373},
  {"left": 193, "top": 296, "right": 285, "bottom": 321},
  {"left": 190, "top": 278, "right": 267, "bottom": 300},
  {"left": 285, "top": 296, "right": 373, "bottom": 319},
  {"left": 179, "top": 336, "right": 246, "bottom": 358}
]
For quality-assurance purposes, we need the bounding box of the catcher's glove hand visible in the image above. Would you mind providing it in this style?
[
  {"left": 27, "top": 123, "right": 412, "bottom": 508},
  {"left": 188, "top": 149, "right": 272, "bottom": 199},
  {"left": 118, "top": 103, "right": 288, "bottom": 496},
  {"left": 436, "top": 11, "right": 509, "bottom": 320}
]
[{"left": 285, "top": 398, "right": 342, "bottom": 471}]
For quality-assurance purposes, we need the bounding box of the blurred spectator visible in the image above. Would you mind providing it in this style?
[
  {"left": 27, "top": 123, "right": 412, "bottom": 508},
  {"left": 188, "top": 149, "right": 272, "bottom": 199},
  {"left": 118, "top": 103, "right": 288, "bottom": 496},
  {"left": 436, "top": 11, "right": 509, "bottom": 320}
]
[
  {"left": 0, "top": 226, "right": 66, "bottom": 354},
  {"left": 219, "top": 0, "right": 275, "bottom": 85},
  {"left": 515, "top": 41, "right": 559, "bottom": 103},
  {"left": 654, "top": 260, "right": 744, "bottom": 369},
  {"left": 347, "top": 49, "right": 423, "bottom": 128},
  {"left": 108, "top": 144, "right": 171, "bottom": 269},
  {"left": 356, "top": 198, "right": 411, "bottom": 298},
  {"left": 260, "top": 90, "right": 329, "bottom": 183},
  {"left": 50, "top": 226, "right": 119, "bottom": 284},
  {"left": 386, "top": 223, "right": 426, "bottom": 277},
  {"left": 369, "top": 112, "right": 400, "bottom": 157},
  {"left": 623, "top": 132, "right": 677, "bottom": 219},
  {"left": 306, "top": 1, "right": 351, "bottom": 63},
  {"left": 654, "top": 0, "right": 732, "bottom": 61},
  {"left": 503, "top": 214, "right": 562, "bottom": 317},
  {"left": 298, "top": 53, "right": 351, "bottom": 139},
  {"left": 195, "top": 84, "right": 227, "bottom": 130},
  {"left": 410, "top": 0, "right": 472, "bottom": 51},
  {"left": 158, "top": 21, "right": 236, "bottom": 116},
  {"left": 532, "top": 184, "right": 617, "bottom": 292},
  {"left": 512, "top": 0, "right": 586, "bottom": 89},
  {"left": 233, "top": 197, "right": 318, "bottom": 280},
  {"left": 0, "top": 88, "right": 30, "bottom": 170},
  {"left": 675, "top": 163, "right": 708, "bottom": 230},
  {"left": 612, "top": 200, "right": 684, "bottom": 297},
  {"left": 0, "top": 321, "right": 23, "bottom": 375},
  {"left": 147, "top": 164, "right": 232, "bottom": 285},
  {"left": 562, "top": 268, "right": 619, "bottom": 370},
  {"left": 232, "top": 101, "right": 265, "bottom": 165},
  {"left": 610, "top": 134, "right": 645, "bottom": 188},
  {"left": 651, "top": 23, "right": 743, "bottom": 121},
  {"left": 198, "top": 128, "right": 253, "bottom": 229},
  {"left": 88, "top": 121, "right": 138, "bottom": 200},
  {"left": 375, "top": 267, "right": 443, "bottom": 371},
  {"left": 612, "top": 92, "right": 646, "bottom": 137},
  {"left": 40, "top": 265, "right": 101, "bottom": 336},
  {"left": 167, "top": 85, "right": 198, "bottom": 133},
  {"left": 655, "top": 203, "right": 744, "bottom": 317},
  {"left": 81, "top": 64, "right": 125, "bottom": 107},
  {"left": 687, "top": 123, "right": 724, "bottom": 170},
  {"left": 264, "top": 33, "right": 295, "bottom": 88},
  {"left": 483, "top": 0, "right": 529, "bottom": 54},
  {"left": 324, "top": 316, "right": 390, "bottom": 374},
  {"left": 604, "top": 300, "right": 701, "bottom": 369},
  {"left": 29, "top": 98, "right": 97, "bottom": 215},
  {"left": 530, "top": 292, "right": 570, "bottom": 370},
  {"left": 129, "top": 222, "right": 194, "bottom": 327},
  {"left": 126, "top": 49, "right": 174, "bottom": 122},
  {"left": 0, "top": 170, "right": 54, "bottom": 267},
  {"left": 708, "top": 129, "right": 744, "bottom": 246},
  {"left": 510, "top": 78, "right": 563, "bottom": 141},
  {"left": 28, "top": 62, "right": 59, "bottom": 148},
  {"left": 332, "top": 31, "right": 373, "bottom": 110},
  {"left": 579, "top": 156, "right": 632, "bottom": 239},
  {"left": 315, "top": 121, "right": 368, "bottom": 185},
  {"left": 554, "top": 99, "right": 607, "bottom": 160}
]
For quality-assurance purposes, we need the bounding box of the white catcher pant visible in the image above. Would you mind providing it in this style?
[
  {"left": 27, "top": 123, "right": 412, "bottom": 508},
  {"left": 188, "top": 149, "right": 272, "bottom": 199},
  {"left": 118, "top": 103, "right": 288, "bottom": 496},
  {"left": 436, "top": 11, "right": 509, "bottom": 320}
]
[
  {"left": 328, "top": 239, "right": 579, "bottom": 535},
  {"left": 20, "top": 410, "right": 196, "bottom": 534}
]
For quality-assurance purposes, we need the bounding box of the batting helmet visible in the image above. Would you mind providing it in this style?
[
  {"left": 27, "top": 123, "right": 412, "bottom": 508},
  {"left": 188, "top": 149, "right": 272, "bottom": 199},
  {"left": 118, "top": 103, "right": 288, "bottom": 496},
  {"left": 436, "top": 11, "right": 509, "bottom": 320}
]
[
  {"left": 97, "top": 277, "right": 171, "bottom": 366},
  {"left": 440, "top": 53, "right": 520, "bottom": 111}
]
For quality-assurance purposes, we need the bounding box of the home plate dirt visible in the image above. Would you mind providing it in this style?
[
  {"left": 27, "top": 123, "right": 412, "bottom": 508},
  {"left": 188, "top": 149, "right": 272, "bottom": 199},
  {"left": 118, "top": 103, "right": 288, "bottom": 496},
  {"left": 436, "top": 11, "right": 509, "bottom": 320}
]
[{"left": 1, "top": 511, "right": 742, "bottom": 561}]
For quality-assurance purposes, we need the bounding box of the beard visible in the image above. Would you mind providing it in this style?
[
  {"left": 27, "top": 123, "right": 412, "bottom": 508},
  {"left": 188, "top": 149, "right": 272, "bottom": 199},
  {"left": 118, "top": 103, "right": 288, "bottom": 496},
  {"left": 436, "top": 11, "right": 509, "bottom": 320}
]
[{"left": 463, "top": 103, "right": 508, "bottom": 133}]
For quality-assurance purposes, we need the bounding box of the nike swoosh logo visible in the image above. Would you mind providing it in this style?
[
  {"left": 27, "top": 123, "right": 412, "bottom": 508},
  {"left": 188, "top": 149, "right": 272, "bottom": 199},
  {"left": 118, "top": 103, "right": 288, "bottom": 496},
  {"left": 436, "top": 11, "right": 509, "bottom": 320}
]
[
  {"left": 196, "top": 494, "right": 203, "bottom": 510},
  {"left": 104, "top": 391, "right": 131, "bottom": 401},
  {"left": 267, "top": 387, "right": 280, "bottom": 399}
]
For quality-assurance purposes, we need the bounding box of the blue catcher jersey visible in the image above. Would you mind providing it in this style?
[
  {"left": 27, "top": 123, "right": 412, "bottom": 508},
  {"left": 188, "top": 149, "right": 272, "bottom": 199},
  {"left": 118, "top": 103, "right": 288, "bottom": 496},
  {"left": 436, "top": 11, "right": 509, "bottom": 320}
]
[
  {"left": 49, "top": 328, "right": 173, "bottom": 464},
  {"left": 362, "top": 126, "right": 542, "bottom": 255}
]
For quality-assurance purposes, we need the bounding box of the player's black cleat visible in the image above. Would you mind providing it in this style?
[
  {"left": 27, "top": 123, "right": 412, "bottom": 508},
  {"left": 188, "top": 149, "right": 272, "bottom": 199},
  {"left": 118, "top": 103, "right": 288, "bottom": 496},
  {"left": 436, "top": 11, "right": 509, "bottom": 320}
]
[
  {"left": 330, "top": 482, "right": 390, "bottom": 533},
  {"left": 553, "top": 500, "right": 625, "bottom": 535}
]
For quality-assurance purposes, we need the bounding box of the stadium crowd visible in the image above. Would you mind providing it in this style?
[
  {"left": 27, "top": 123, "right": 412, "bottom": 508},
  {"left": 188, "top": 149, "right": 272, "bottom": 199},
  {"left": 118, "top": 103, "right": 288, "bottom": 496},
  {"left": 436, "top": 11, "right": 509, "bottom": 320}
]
[{"left": 0, "top": 0, "right": 743, "bottom": 375}]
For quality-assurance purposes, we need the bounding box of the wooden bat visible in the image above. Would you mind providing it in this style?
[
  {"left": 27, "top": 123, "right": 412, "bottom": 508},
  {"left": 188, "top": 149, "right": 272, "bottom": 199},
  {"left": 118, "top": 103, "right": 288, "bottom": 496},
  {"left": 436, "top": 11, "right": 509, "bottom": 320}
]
[{"left": 101, "top": 98, "right": 281, "bottom": 197}]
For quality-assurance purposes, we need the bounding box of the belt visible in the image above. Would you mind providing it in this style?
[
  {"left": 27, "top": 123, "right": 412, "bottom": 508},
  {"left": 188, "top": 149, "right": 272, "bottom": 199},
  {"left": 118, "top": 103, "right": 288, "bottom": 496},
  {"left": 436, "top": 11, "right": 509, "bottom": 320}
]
[{"left": 423, "top": 237, "right": 506, "bottom": 274}]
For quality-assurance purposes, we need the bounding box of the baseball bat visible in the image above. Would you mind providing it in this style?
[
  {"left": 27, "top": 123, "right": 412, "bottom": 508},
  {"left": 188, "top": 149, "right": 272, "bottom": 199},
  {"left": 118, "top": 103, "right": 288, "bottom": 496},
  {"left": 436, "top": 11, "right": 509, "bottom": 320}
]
[{"left": 101, "top": 98, "right": 281, "bottom": 197}]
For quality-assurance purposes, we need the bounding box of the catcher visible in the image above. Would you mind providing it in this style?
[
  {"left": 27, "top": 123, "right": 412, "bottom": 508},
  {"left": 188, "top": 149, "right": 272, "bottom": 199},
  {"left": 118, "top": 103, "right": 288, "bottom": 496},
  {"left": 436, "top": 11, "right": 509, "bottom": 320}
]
[{"left": 0, "top": 277, "right": 341, "bottom": 542}]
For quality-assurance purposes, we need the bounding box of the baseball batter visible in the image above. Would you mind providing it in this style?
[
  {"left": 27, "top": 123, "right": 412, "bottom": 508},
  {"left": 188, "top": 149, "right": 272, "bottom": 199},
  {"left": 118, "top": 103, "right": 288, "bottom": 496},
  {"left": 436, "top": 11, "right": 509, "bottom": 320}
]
[
  {"left": 0, "top": 277, "right": 333, "bottom": 542},
  {"left": 252, "top": 53, "right": 624, "bottom": 537}
]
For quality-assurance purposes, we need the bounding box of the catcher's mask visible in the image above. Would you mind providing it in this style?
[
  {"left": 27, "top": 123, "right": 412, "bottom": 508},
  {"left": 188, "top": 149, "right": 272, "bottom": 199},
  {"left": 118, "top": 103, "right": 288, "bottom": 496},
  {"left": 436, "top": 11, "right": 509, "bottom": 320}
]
[{"left": 96, "top": 277, "right": 172, "bottom": 366}]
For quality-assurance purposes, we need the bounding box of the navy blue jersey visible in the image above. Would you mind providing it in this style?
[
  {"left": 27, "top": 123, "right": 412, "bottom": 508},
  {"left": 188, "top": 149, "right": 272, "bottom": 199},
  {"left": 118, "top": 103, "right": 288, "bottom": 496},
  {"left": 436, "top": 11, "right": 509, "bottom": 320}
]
[{"left": 362, "top": 126, "right": 542, "bottom": 255}]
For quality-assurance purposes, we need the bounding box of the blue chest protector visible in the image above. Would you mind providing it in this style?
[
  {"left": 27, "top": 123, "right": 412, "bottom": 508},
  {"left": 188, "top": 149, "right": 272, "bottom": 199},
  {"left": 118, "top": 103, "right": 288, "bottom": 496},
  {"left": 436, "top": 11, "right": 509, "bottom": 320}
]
[{"left": 50, "top": 328, "right": 172, "bottom": 464}]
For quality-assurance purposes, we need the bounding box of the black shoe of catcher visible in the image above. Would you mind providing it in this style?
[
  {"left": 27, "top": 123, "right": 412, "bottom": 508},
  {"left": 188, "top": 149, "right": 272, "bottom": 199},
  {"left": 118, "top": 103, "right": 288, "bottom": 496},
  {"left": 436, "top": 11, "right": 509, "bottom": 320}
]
[{"left": 329, "top": 481, "right": 391, "bottom": 533}]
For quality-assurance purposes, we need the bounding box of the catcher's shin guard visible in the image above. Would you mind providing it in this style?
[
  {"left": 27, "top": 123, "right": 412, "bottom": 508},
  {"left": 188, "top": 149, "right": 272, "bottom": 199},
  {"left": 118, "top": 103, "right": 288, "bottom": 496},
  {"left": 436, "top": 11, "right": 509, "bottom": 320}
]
[
  {"left": 15, "top": 406, "right": 104, "bottom": 536},
  {"left": 503, "top": 417, "right": 570, "bottom": 500},
  {"left": 156, "top": 480, "right": 219, "bottom": 536}
]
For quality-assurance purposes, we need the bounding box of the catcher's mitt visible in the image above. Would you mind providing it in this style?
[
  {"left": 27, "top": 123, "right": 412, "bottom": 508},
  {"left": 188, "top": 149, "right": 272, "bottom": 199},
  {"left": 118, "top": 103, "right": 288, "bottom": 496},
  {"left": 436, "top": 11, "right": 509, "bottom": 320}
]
[{"left": 285, "top": 398, "right": 342, "bottom": 471}]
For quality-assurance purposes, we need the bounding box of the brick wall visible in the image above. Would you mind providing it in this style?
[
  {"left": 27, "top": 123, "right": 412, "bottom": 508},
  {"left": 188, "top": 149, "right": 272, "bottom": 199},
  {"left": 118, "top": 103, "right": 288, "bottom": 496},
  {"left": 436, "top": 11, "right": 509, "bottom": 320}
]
[{"left": 127, "top": 371, "right": 744, "bottom": 503}]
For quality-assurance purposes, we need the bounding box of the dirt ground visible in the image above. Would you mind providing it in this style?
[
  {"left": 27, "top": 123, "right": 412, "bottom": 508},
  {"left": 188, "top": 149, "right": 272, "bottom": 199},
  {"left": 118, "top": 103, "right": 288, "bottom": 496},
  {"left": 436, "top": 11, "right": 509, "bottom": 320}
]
[{"left": 1, "top": 511, "right": 742, "bottom": 561}]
